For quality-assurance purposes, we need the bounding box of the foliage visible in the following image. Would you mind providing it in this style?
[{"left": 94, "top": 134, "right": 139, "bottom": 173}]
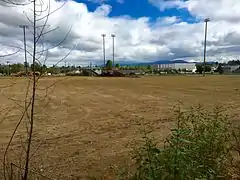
[
  {"left": 228, "top": 60, "right": 240, "bottom": 65},
  {"left": 30, "top": 62, "right": 42, "bottom": 73},
  {"left": 196, "top": 64, "right": 203, "bottom": 74},
  {"left": 0, "top": 64, "right": 9, "bottom": 74},
  {"left": 115, "top": 63, "right": 120, "bottom": 68},
  {"left": 182, "top": 68, "right": 187, "bottom": 73},
  {"left": 233, "top": 125, "right": 240, "bottom": 155},
  {"left": 205, "top": 65, "right": 212, "bottom": 72},
  {"left": 216, "top": 64, "right": 224, "bottom": 74},
  {"left": 47, "top": 65, "right": 60, "bottom": 74},
  {"left": 0, "top": 62, "right": 67, "bottom": 75},
  {"left": 228, "top": 125, "right": 240, "bottom": 178},
  {"left": 130, "top": 106, "right": 234, "bottom": 180},
  {"left": 196, "top": 64, "right": 211, "bottom": 74},
  {"left": 10, "top": 63, "right": 24, "bottom": 73},
  {"left": 172, "top": 69, "right": 179, "bottom": 74},
  {"left": 106, "top": 60, "right": 113, "bottom": 70}
]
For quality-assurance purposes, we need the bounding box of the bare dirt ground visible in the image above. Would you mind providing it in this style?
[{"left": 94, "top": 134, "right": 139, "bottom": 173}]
[{"left": 0, "top": 76, "right": 240, "bottom": 179}]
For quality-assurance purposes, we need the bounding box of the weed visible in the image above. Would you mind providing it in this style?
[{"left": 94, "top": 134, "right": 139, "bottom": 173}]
[{"left": 129, "top": 106, "right": 235, "bottom": 180}]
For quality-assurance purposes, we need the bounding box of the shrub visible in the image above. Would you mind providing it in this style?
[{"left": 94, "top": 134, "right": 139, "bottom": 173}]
[
  {"left": 233, "top": 125, "right": 240, "bottom": 155},
  {"left": 130, "top": 106, "right": 234, "bottom": 180},
  {"left": 232, "top": 125, "right": 240, "bottom": 178}
]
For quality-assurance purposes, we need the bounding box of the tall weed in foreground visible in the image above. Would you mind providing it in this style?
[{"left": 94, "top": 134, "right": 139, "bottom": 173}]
[
  {"left": 231, "top": 125, "right": 240, "bottom": 178},
  {"left": 131, "top": 106, "right": 236, "bottom": 180}
]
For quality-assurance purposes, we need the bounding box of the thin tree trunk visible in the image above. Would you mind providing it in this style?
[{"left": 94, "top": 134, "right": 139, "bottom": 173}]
[{"left": 23, "top": 0, "right": 36, "bottom": 179}]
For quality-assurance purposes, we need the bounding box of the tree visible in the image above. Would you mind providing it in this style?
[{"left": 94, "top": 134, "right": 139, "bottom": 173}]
[
  {"left": 1, "top": 0, "right": 71, "bottom": 179},
  {"left": 196, "top": 64, "right": 203, "bottom": 74},
  {"left": 48, "top": 65, "right": 60, "bottom": 74},
  {"left": 205, "top": 65, "right": 212, "bottom": 72},
  {"left": 228, "top": 60, "right": 240, "bottom": 65},
  {"left": 106, "top": 60, "right": 113, "bottom": 70},
  {"left": 30, "top": 62, "right": 42, "bottom": 72},
  {"left": 8, "top": 63, "right": 24, "bottom": 73},
  {"left": 0, "top": 64, "right": 8, "bottom": 74},
  {"left": 41, "top": 64, "right": 47, "bottom": 74},
  {"left": 115, "top": 63, "right": 120, "bottom": 68},
  {"left": 24, "top": 62, "right": 29, "bottom": 68},
  {"left": 216, "top": 64, "right": 224, "bottom": 74},
  {"left": 147, "top": 65, "right": 152, "bottom": 72}
]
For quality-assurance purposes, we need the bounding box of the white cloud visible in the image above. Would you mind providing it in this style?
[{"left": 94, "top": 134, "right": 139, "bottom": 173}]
[
  {"left": 155, "top": 16, "right": 181, "bottom": 26},
  {"left": 0, "top": 0, "right": 240, "bottom": 66},
  {"left": 87, "top": 0, "right": 124, "bottom": 4},
  {"left": 150, "top": 0, "right": 240, "bottom": 22},
  {"left": 148, "top": 0, "right": 185, "bottom": 11},
  {"left": 185, "top": 0, "right": 240, "bottom": 22}
]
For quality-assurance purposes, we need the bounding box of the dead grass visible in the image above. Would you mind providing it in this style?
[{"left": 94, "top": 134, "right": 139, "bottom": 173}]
[{"left": 0, "top": 75, "right": 239, "bottom": 179}]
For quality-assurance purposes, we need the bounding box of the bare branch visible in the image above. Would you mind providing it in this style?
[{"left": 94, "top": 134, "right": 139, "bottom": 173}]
[
  {"left": 35, "top": 0, "right": 51, "bottom": 44},
  {"left": 1, "top": 0, "right": 32, "bottom": 6},
  {"left": 36, "top": 25, "right": 73, "bottom": 54},
  {"left": 2, "top": 44, "right": 34, "bottom": 57},
  {"left": 35, "top": 1, "right": 67, "bottom": 22},
  {"left": 3, "top": 99, "right": 32, "bottom": 180},
  {"left": 2, "top": 0, "right": 73, "bottom": 179},
  {"left": 0, "top": 49, "right": 20, "bottom": 57}
]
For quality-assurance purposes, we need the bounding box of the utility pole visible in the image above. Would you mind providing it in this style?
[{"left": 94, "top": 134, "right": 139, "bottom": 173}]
[
  {"left": 90, "top": 62, "right": 93, "bottom": 76},
  {"left": 203, "top": 18, "right": 210, "bottom": 76},
  {"left": 102, "top": 34, "right": 106, "bottom": 69},
  {"left": 6, "top": 61, "right": 10, "bottom": 76},
  {"left": 111, "top": 34, "right": 116, "bottom": 68},
  {"left": 19, "top": 25, "right": 28, "bottom": 75},
  {"left": 64, "top": 61, "right": 67, "bottom": 74}
]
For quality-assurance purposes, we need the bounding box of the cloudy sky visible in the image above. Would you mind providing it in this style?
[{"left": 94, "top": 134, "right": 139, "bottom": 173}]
[{"left": 0, "top": 0, "right": 240, "bottom": 66}]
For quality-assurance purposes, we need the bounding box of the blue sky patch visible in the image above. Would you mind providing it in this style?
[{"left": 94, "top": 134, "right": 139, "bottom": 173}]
[{"left": 76, "top": 0, "right": 197, "bottom": 23}]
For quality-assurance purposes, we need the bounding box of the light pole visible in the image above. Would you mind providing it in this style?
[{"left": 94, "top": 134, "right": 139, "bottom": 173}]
[
  {"left": 6, "top": 61, "right": 10, "bottom": 76},
  {"left": 64, "top": 61, "right": 67, "bottom": 74},
  {"left": 203, "top": 18, "right": 210, "bottom": 76},
  {"left": 19, "top": 25, "right": 29, "bottom": 75},
  {"left": 102, "top": 34, "right": 106, "bottom": 69},
  {"left": 111, "top": 34, "right": 116, "bottom": 68}
]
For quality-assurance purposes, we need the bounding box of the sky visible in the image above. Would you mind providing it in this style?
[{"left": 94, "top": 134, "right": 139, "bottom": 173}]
[{"left": 0, "top": 0, "right": 240, "bottom": 66}]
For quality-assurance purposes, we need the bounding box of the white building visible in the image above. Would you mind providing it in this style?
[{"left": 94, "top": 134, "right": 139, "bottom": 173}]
[
  {"left": 153, "top": 63, "right": 196, "bottom": 71},
  {"left": 155, "top": 64, "right": 174, "bottom": 69},
  {"left": 173, "top": 63, "right": 196, "bottom": 71}
]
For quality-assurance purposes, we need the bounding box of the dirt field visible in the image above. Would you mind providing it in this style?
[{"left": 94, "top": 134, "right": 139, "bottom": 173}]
[{"left": 0, "top": 75, "right": 240, "bottom": 179}]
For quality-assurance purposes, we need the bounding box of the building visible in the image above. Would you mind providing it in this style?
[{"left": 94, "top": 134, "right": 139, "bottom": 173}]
[
  {"left": 173, "top": 63, "right": 196, "bottom": 71},
  {"left": 153, "top": 62, "right": 196, "bottom": 72},
  {"left": 155, "top": 64, "right": 174, "bottom": 69},
  {"left": 222, "top": 65, "right": 240, "bottom": 73}
]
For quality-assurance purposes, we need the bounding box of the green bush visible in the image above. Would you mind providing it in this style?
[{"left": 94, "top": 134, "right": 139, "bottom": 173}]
[
  {"left": 232, "top": 125, "right": 240, "bottom": 177},
  {"left": 131, "top": 106, "right": 234, "bottom": 180}
]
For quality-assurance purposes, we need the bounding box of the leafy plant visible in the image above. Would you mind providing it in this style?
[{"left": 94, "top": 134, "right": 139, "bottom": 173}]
[
  {"left": 130, "top": 106, "right": 233, "bottom": 180},
  {"left": 133, "top": 136, "right": 163, "bottom": 180},
  {"left": 231, "top": 125, "right": 240, "bottom": 178}
]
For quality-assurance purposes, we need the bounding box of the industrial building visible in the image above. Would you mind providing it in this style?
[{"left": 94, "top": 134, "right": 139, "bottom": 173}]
[
  {"left": 152, "top": 62, "right": 196, "bottom": 72},
  {"left": 222, "top": 65, "right": 240, "bottom": 73}
]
